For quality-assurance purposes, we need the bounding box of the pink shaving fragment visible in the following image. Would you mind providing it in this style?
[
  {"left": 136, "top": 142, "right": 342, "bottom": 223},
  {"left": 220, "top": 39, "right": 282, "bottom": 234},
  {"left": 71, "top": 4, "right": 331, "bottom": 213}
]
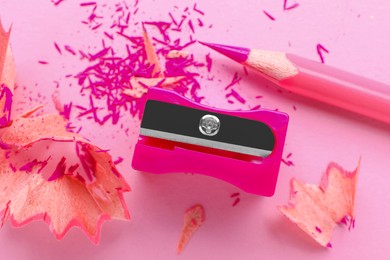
[
  {"left": 38, "top": 61, "right": 49, "bottom": 65},
  {"left": 54, "top": 42, "right": 62, "bottom": 54},
  {"left": 263, "top": 10, "right": 276, "bottom": 21},
  {"left": 225, "top": 72, "right": 241, "bottom": 90},
  {"left": 197, "top": 18, "right": 203, "bottom": 27},
  {"left": 104, "top": 32, "right": 114, "bottom": 40},
  {"left": 64, "top": 45, "right": 77, "bottom": 55},
  {"left": 61, "top": 102, "right": 72, "bottom": 120},
  {"left": 205, "top": 53, "right": 212, "bottom": 72},
  {"left": 282, "top": 158, "right": 295, "bottom": 167},
  {"left": 315, "top": 226, "right": 322, "bottom": 233},
  {"left": 316, "top": 44, "right": 329, "bottom": 64},
  {"left": 230, "top": 192, "right": 240, "bottom": 197},
  {"left": 80, "top": 2, "right": 96, "bottom": 7},
  {"left": 283, "top": 0, "right": 300, "bottom": 11},
  {"left": 113, "top": 157, "right": 123, "bottom": 165},
  {"left": 19, "top": 158, "right": 50, "bottom": 174},
  {"left": 177, "top": 204, "right": 205, "bottom": 254},
  {"left": 226, "top": 89, "right": 246, "bottom": 104},
  {"left": 250, "top": 105, "right": 261, "bottom": 110},
  {"left": 0, "top": 85, "right": 13, "bottom": 127},
  {"left": 193, "top": 4, "right": 205, "bottom": 15},
  {"left": 232, "top": 197, "right": 240, "bottom": 207},
  {"left": 188, "top": 20, "right": 195, "bottom": 33},
  {"left": 51, "top": 0, "right": 64, "bottom": 6},
  {"left": 48, "top": 157, "right": 67, "bottom": 181}
]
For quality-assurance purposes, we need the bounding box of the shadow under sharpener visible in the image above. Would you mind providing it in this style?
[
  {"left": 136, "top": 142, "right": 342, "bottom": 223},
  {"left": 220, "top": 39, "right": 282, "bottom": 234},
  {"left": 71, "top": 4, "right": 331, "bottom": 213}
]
[{"left": 131, "top": 87, "right": 289, "bottom": 197}]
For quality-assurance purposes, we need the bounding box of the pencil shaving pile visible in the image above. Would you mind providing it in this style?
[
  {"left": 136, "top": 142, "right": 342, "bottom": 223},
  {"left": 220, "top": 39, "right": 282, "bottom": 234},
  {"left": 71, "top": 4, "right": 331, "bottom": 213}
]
[{"left": 0, "top": 22, "right": 130, "bottom": 245}]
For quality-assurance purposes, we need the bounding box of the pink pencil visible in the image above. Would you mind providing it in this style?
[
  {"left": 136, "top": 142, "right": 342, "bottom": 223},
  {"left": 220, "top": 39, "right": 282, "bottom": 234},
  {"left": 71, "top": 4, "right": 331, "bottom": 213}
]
[{"left": 200, "top": 42, "right": 390, "bottom": 125}]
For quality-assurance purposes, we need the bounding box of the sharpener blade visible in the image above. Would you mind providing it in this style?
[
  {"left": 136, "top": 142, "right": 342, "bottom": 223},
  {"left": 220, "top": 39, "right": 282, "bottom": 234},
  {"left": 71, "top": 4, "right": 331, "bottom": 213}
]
[{"left": 140, "top": 100, "right": 275, "bottom": 157}]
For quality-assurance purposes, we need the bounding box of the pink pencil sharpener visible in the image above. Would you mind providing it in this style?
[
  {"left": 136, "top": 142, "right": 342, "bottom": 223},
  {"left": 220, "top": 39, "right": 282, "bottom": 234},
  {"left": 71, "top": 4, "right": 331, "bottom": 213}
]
[{"left": 132, "top": 87, "right": 289, "bottom": 196}]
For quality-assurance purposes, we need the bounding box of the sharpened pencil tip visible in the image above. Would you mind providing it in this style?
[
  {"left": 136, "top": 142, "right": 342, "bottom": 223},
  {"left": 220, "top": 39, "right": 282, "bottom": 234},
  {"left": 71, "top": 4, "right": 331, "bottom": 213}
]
[{"left": 198, "top": 41, "right": 250, "bottom": 63}]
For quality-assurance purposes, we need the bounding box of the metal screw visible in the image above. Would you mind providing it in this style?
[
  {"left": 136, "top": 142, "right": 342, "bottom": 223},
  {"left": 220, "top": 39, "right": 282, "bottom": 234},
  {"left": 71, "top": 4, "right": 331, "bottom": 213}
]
[{"left": 199, "top": 114, "right": 220, "bottom": 136}]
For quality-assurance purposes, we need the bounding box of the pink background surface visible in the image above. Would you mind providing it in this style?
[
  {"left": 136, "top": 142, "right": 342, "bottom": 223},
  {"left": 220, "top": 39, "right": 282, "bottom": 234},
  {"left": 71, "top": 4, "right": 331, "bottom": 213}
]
[{"left": 1, "top": 0, "right": 390, "bottom": 259}]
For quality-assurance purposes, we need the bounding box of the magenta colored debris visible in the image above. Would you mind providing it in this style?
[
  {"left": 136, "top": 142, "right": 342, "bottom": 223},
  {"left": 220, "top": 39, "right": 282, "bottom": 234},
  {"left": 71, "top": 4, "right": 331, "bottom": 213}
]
[
  {"left": 315, "top": 226, "right": 322, "bottom": 233},
  {"left": 9, "top": 163, "right": 17, "bottom": 172},
  {"left": 286, "top": 152, "right": 292, "bottom": 159},
  {"left": 293, "top": 105, "right": 297, "bottom": 111},
  {"left": 144, "top": 21, "right": 172, "bottom": 42},
  {"left": 327, "top": 243, "right": 333, "bottom": 248},
  {"left": 48, "top": 157, "right": 67, "bottom": 181},
  {"left": 168, "top": 12, "right": 178, "bottom": 25},
  {"left": 340, "top": 216, "right": 356, "bottom": 230},
  {"left": 92, "top": 23, "right": 103, "bottom": 30},
  {"left": 281, "top": 158, "right": 294, "bottom": 167},
  {"left": 230, "top": 192, "right": 240, "bottom": 198},
  {"left": 255, "top": 95, "right": 263, "bottom": 99},
  {"left": 205, "top": 53, "right": 212, "bottom": 72},
  {"left": 38, "top": 61, "right": 49, "bottom": 65},
  {"left": 193, "top": 3, "right": 205, "bottom": 15},
  {"left": 54, "top": 42, "right": 62, "bottom": 54},
  {"left": 316, "top": 44, "right": 329, "bottom": 64},
  {"left": 19, "top": 160, "right": 41, "bottom": 173},
  {"left": 243, "top": 66, "right": 248, "bottom": 76},
  {"left": 61, "top": 102, "right": 72, "bottom": 120},
  {"left": 188, "top": 20, "right": 195, "bottom": 33},
  {"left": 225, "top": 72, "right": 242, "bottom": 90},
  {"left": 283, "top": 0, "right": 300, "bottom": 11},
  {"left": 232, "top": 197, "right": 240, "bottom": 207},
  {"left": 95, "top": 149, "right": 110, "bottom": 153},
  {"left": 0, "top": 85, "right": 13, "bottom": 127},
  {"left": 226, "top": 89, "right": 246, "bottom": 104},
  {"left": 104, "top": 32, "right": 114, "bottom": 40},
  {"left": 250, "top": 105, "right": 261, "bottom": 110},
  {"left": 68, "top": 164, "right": 79, "bottom": 174},
  {"left": 263, "top": 10, "right": 275, "bottom": 21},
  {"left": 113, "top": 157, "right": 124, "bottom": 165},
  {"left": 51, "top": 0, "right": 64, "bottom": 6},
  {"left": 19, "top": 157, "right": 50, "bottom": 174},
  {"left": 0, "top": 141, "right": 11, "bottom": 150},
  {"left": 80, "top": 2, "right": 96, "bottom": 7},
  {"left": 197, "top": 18, "right": 204, "bottom": 27},
  {"left": 64, "top": 45, "right": 77, "bottom": 55}
]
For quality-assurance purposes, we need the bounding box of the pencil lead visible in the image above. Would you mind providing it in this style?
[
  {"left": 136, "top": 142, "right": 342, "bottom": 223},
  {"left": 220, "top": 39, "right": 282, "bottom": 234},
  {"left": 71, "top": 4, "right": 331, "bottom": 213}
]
[{"left": 198, "top": 41, "right": 250, "bottom": 63}]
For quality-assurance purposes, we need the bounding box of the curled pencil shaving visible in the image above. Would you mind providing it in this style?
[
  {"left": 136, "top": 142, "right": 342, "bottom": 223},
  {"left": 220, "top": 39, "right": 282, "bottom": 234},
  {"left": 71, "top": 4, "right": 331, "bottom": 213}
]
[
  {"left": 177, "top": 204, "right": 205, "bottom": 254},
  {"left": 278, "top": 161, "right": 359, "bottom": 247},
  {"left": 0, "top": 113, "right": 131, "bottom": 244}
]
